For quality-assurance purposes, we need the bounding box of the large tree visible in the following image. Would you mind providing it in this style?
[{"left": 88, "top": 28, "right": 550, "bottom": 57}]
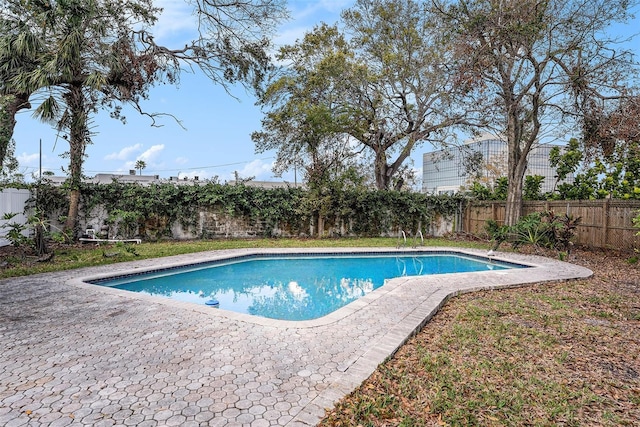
[
  {"left": 2, "top": 0, "right": 287, "bottom": 237},
  {"left": 253, "top": 24, "right": 366, "bottom": 190},
  {"left": 435, "top": 0, "right": 639, "bottom": 225},
  {"left": 6, "top": 0, "right": 172, "bottom": 235},
  {"left": 255, "top": 0, "right": 475, "bottom": 190}
]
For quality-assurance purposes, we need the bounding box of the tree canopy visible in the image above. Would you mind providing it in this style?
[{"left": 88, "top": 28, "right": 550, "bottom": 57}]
[
  {"left": 254, "top": 0, "right": 476, "bottom": 191},
  {"left": 434, "top": 0, "right": 639, "bottom": 225}
]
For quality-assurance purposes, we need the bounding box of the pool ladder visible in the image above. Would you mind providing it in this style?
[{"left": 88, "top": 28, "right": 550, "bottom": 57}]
[
  {"left": 396, "top": 229, "right": 425, "bottom": 249},
  {"left": 413, "top": 230, "right": 424, "bottom": 248}
]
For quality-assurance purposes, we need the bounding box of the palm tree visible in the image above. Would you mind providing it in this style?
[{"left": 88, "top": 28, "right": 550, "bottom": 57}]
[
  {"left": 134, "top": 160, "right": 146, "bottom": 175},
  {"left": 0, "top": 4, "right": 47, "bottom": 167},
  {"left": 13, "top": 0, "right": 164, "bottom": 237}
]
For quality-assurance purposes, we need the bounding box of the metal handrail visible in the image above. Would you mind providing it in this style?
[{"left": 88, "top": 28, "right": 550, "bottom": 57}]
[
  {"left": 413, "top": 230, "right": 424, "bottom": 248},
  {"left": 396, "top": 229, "right": 407, "bottom": 249}
]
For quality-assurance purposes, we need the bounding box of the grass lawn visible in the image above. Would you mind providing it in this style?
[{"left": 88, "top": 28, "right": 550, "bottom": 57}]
[{"left": 1, "top": 238, "right": 638, "bottom": 425}]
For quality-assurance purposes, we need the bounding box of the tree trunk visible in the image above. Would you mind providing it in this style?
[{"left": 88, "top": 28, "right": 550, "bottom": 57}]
[
  {"left": 504, "top": 174, "right": 524, "bottom": 227},
  {"left": 63, "top": 85, "right": 88, "bottom": 239},
  {"left": 64, "top": 189, "right": 81, "bottom": 237},
  {"left": 374, "top": 149, "right": 390, "bottom": 190},
  {"left": 372, "top": 135, "right": 416, "bottom": 190},
  {"left": 504, "top": 143, "right": 529, "bottom": 226},
  {"left": 504, "top": 86, "right": 537, "bottom": 226},
  {"left": 0, "top": 94, "right": 31, "bottom": 167}
]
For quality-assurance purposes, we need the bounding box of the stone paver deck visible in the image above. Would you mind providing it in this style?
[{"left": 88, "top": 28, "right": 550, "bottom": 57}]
[{"left": 0, "top": 247, "right": 592, "bottom": 426}]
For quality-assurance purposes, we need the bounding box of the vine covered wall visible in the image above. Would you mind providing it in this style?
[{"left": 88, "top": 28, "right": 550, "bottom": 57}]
[{"left": 32, "top": 182, "right": 466, "bottom": 240}]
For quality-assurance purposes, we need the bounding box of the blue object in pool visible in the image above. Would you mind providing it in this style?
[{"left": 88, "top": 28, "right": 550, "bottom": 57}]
[{"left": 92, "top": 253, "right": 523, "bottom": 321}]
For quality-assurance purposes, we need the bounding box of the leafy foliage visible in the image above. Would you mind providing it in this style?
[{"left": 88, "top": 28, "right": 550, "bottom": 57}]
[
  {"left": 0, "top": 212, "right": 29, "bottom": 248},
  {"left": 255, "top": 0, "right": 473, "bottom": 191},
  {"left": 547, "top": 133, "right": 640, "bottom": 200},
  {"left": 469, "top": 176, "right": 508, "bottom": 200},
  {"left": 544, "top": 211, "right": 582, "bottom": 252},
  {"left": 469, "top": 136, "right": 640, "bottom": 201},
  {"left": 32, "top": 182, "right": 465, "bottom": 239},
  {"left": 486, "top": 210, "right": 581, "bottom": 252},
  {"left": 0, "top": 139, "right": 21, "bottom": 183},
  {"left": 523, "top": 175, "right": 544, "bottom": 200},
  {"left": 0, "top": 209, "right": 65, "bottom": 256},
  {"left": 510, "top": 212, "right": 552, "bottom": 248}
]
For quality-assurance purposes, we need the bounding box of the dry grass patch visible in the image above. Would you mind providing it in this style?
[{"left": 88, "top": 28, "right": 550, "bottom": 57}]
[{"left": 320, "top": 249, "right": 640, "bottom": 426}]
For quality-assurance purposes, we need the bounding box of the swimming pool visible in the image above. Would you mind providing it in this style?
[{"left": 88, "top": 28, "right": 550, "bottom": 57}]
[{"left": 90, "top": 252, "right": 524, "bottom": 321}]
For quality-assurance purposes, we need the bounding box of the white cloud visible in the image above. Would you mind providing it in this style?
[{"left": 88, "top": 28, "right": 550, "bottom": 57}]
[
  {"left": 104, "top": 144, "right": 142, "bottom": 161},
  {"left": 17, "top": 152, "right": 40, "bottom": 165},
  {"left": 274, "top": 26, "right": 310, "bottom": 47},
  {"left": 108, "top": 144, "right": 165, "bottom": 174},
  {"left": 138, "top": 144, "right": 165, "bottom": 162},
  {"left": 152, "top": 1, "right": 198, "bottom": 43},
  {"left": 175, "top": 156, "right": 189, "bottom": 165},
  {"left": 238, "top": 159, "right": 274, "bottom": 180}
]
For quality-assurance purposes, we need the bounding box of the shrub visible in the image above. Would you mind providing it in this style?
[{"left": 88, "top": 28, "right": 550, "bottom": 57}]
[
  {"left": 0, "top": 210, "right": 66, "bottom": 256},
  {"left": 544, "top": 211, "right": 582, "bottom": 252},
  {"left": 485, "top": 219, "right": 509, "bottom": 250},
  {"left": 510, "top": 212, "right": 552, "bottom": 248},
  {"left": 0, "top": 213, "right": 30, "bottom": 248},
  {"left": 33, "top": 182, "right": 466, "bottom": 239},
  {"left": 486, "top": 210, "right": 581, "bottom": 253}
]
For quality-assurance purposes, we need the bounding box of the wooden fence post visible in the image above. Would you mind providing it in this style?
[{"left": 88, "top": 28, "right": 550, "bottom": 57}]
[
  {"left": 465, "top": 204, "right": 470, "bottom": 233},
  {"left": 602, "top": 198, "right": 610, "bottom": 248}
]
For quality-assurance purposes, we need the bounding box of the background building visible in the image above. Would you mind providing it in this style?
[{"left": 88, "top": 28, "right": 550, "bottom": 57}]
[{"left": 422, "top": 134, "right": 568, "bottom": 195}]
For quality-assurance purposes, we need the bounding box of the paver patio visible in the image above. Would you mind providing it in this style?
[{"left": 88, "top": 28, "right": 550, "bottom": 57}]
[{"left": 0, "top": 247, "right": 592, "bottom": 426}]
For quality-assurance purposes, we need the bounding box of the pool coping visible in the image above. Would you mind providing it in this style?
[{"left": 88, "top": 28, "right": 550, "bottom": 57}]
[
  {"left": 69, "top": 247, "right": 548, "bottom": 329},
  {"left": 3, "top": 247, "right": 593, "bottom": 426}
]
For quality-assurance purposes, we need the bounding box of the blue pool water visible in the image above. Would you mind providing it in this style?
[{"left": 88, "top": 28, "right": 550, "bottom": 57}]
[{"left": 92, "top": 253, "right": 522, "bottom": 321}]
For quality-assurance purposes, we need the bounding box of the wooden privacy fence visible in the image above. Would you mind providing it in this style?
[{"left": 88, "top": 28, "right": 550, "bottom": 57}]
[{"left": 463, "top": 199, "right": 640, "bottom": 251}]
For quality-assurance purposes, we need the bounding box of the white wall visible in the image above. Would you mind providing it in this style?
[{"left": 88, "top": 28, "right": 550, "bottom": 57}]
[{"left": 0, "top": 188, "right": 31, "bottom": 247}]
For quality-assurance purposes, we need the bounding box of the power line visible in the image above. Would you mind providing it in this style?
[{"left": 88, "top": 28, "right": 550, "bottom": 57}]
[
  {"left": 80, "top": 157, "right": 275, "bottom": 174},
  {"left": 16, "top": 157, "right": 276, "bottom": 178}
]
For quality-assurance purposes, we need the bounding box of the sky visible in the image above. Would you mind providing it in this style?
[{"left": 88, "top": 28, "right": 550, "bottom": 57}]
[{"left": 10, "top": 0, "right": 640, "bottom": 185}]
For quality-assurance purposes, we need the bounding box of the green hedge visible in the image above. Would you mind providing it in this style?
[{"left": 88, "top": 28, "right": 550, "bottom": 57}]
[{"left": 33, "top": 181, "right": 465, "bottom": 239}]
